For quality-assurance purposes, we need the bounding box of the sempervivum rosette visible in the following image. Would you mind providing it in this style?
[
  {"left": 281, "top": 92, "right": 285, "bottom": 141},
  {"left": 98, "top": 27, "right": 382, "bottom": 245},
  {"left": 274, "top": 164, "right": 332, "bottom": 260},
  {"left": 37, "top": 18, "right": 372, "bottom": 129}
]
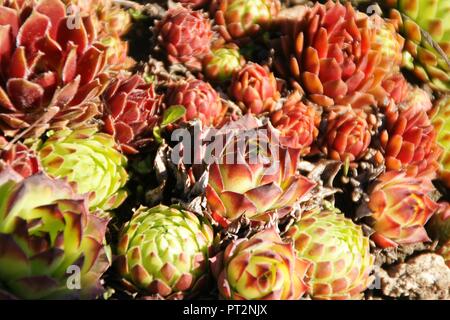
[
  {"left": 0, "top": 142, "right": 41, "bottom": 178},
  {"left": 285, "top": 209, "right": 374, "bottom": 300},
  {"left": 382, "top": 92, "right": 441, "bottom": 178},
  {"left": 274, "top": 1, "right": 403, "bottom": 108},
  {"left": 206, "top": 125, "right": 316, "bottom": 227},
  {"left": 210, "top": 228, "right": 311, "bottom": 300},
  {"left": 165, "top": 79, "right": 225, "bottom": 127},
  {"left": 155, "top": 6, "right": 213, "bottom": 71},
  {"left": 270, "top": 91, "right": 319, "bottom": 155},
  {"left": 66, "top": 0, "right": 133, "bottom": 71},
  {"left": 320, "top": 106, "right": 372, "bottom": 162},
  {"left": 0, "top": 0, "right": 112, "bottom": 138},
  {"left": 38, "top": 128, "right": 128, "bottom": 211},
  {"left": 0, "top": 167, "right": 110, "bottom": 299},
  {"left": 211, "top": 0, "right": 280, "bottom": 41},
  {"left": 229, "top": 63, "right": 280, "bottom": 115},
  {"left": 116, "top": 205, "right": 214, "bottom": 298},
  {"left": 203, "top": 45, "right": 245, "bottom": 83},
  {"left": 67, "top": 0, "right": 132, "bottom": 36},
  {"left": 365, "top": 171, "right": 439, "bottom": 248},
  {"left": 102, "top": 75, "right": 162, "bottom": 154},
  {"left": 386, "top": 0, "right": 450, "bottom": 92}
]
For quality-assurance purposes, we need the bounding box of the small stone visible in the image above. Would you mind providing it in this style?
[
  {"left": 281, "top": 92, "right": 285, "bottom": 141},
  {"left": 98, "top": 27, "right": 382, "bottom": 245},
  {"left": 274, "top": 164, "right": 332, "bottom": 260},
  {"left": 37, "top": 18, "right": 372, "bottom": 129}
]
[{"left": 378, "top": 253, "right": 450, "bottom": 300}]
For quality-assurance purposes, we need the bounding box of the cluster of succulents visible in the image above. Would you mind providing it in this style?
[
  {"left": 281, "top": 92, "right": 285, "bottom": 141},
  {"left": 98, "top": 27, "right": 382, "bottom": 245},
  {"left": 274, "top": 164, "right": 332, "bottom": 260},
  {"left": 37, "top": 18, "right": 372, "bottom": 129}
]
[{"left": 0, "top": 0, "right": 449, "bottom": 300}]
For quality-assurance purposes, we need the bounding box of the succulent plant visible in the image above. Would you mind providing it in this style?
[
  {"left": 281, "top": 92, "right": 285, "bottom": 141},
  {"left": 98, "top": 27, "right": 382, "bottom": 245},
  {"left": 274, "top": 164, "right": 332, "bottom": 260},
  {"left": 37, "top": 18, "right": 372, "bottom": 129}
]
[
  {"left": 370, "top": 13, "right": 405, "bottom": 72},
  {"left": 1, "top": 0, "right": 448, "bottom": 302},
  {"left": 211, "top": 0, "right": 280, "bottom": 40},
  {"left": 274, "top": 1, "right": 403, "bottom": 108},
  {"left": 229, "top": 63, "right": 280, "bottom": 115},
  {"left": 366, "top": 171, "right": 439, "bottom": 248},
  {"left": 381, "top": 94, "right": 441, "bottom": 178},
  {"left": 203, "top": 45, "right": 245, "bottom": 82},
  {"left": 38, "top": 128, "right": 128, "bottom": 211},
  {"left": 285, "top": 209, "right": 374, "bottom": 300},
  {"left": 155, "top": 6, "right": 213, "bottom": 71},
  {"left": 116, "top": 205, "right": 214, "bottom": 298},
  {"left": 0, "top": 143, "right": 41, "bottom": 178},
  {"left": 386, "top": 0, "right": 450, "bottom": 92},
  {"left": 206, "top": 125, "right": 316, "bottom": 227},
  {"left": 101, "top": 34, "right": 134, "bottom": 72},
  {"left": 165, "top": 79, "right": 225, "bottom": 127},
  {"left": 210, "top": 228, "right": 311, "bottom": 300},
  {"left": 102, "top": 75, "right": 162, "bottom": 154},
  {"left": 72, "top": 0, "right": 132, "bottom": 36},
  {"left": 65, "top": 0, "right": 133, "bottom": 70},
  {"left": 0, "top": 167, "right": 110, "bottom": 299},
  {"left": 0, "top": 0, "right": 112, "bottom": 138},
  {"left": 431, "top": 96, "right": 450, "bottom": 186},
  {"left": 321, "top": 106, "right": 372, "bottom": 162},
  {"left": 270, "top": 91, "right": 319, "bottom": 154}
]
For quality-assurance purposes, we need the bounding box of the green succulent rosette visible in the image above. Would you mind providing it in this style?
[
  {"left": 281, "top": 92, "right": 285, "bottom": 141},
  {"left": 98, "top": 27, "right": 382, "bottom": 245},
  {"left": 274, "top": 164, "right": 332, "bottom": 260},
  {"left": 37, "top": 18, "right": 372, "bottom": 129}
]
[
  {"left": 285, "top": 209, "right": 374, "bottom": 300},
  {"left": 388, "top": 0, "right": 450, "bottom": 91},
  {"left": 203, "top": 46, "right": 245, "bottom": 82},
  {"left": 0, "top": 167, "right": 110, "bottom": 299},
  {"left": 116, "top": 205, "right": 214, "bottom": 298},
  {"left": 211, "top": 0, "right": 280, "bottom": 40},
  {"left": 38, "top": 128, "right": 128, "bottom": 211}
]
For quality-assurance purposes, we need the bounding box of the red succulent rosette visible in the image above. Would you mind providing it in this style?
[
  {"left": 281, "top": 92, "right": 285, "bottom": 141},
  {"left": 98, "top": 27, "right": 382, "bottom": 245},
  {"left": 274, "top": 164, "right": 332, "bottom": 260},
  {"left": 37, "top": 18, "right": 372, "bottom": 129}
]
[
  {"left": 0, "top": 0, "right": 112, "bottom": 138},
  {"left": 321, "top": 106, "right": 372, "bottom": 162},
  {"left": 270, "top": 91, "right": 319, "bottom": 155},
  {"left": 155, "top": 6, "right": 213, "bottom": 71},
  {"left": 367, "top": 171, "right": 439, "bottom": 248},
  {"left": 229, "top": 63, "right": 280, "bottom": 115},
  {"left": 381, "top": 97, "right": 441, "bottom": 178},
  {"left": 103, "top": 75, "right": 162, "bottom": 154},
  {"left": 274, "top": 1, "right": 402, "bottom": 108},
  {"left": 165, "top": 79, "right": 225, "bottom": 127},
  {"left": 205, "top": 125, "right": 316, "bottom": 227}
]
